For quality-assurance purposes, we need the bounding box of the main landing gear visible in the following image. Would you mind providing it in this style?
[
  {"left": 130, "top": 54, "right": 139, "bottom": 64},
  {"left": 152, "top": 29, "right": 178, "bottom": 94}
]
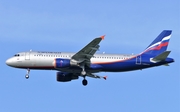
[
  {"left": 80, "top": 65, "right": 88, "bottom": 86},
  {"left": 82, "top": 77, "right": 88, "bottom": 86},
  {"left": 25, "top": 68, "right": 30, "bottom": 79},
  {"left": 81, "top": 65, "right": 86, "bottom": 75}
]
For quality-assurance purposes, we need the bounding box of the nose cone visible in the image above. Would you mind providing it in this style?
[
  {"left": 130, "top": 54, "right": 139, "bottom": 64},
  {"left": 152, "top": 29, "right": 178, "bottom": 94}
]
[
  {"left": 6, "top": 58, "right": 13, "bottom": 66},
  {"left": 6, "top": 59, "right": 11, "bottom": 66}
]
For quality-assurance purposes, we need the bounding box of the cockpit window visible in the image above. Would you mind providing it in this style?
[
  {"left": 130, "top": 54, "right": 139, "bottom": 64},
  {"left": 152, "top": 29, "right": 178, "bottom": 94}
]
[{"left": 14, "top": 54, "right": 20, "bottom": 57}]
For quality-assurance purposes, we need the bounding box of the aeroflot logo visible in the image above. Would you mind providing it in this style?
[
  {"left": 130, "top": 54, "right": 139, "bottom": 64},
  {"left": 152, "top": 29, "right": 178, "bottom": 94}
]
[
  {"left": 53, "top": 59, "right": 70, "bottom": 68},
  {"left": 60, "top": 60, "right": 63, "bottom": 67}
]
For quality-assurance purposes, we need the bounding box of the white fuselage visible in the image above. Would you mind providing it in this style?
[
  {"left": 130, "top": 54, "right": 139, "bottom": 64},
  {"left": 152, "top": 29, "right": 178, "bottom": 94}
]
[{"left": 6, "top": 51, "right": 135, "bottom": 69}]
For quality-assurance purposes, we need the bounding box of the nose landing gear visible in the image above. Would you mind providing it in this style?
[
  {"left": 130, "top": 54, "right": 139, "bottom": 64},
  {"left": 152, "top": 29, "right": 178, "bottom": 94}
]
[{"left": 25, "top": 68, "right": 30, "bottom": 79}]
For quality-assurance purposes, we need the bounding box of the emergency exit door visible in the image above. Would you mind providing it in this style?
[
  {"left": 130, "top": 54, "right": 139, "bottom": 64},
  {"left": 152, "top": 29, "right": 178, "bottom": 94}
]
[{"left": 25, "top": 52, "right": 30, "bottom": 60}]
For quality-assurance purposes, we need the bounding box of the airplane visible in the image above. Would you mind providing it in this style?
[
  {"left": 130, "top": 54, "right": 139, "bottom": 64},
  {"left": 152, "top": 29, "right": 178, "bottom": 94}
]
[{"left": 6, "top": 30, "right": 174, "bottom": 86}]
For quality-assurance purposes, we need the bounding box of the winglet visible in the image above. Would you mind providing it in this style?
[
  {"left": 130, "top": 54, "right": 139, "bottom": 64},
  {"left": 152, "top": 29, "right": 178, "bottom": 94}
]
[
  {"left": 100, "top": 35, "right": 105, "bottom": 40},
  {"left": 103, "top": 76, "right": 107, "bottom": 80}
]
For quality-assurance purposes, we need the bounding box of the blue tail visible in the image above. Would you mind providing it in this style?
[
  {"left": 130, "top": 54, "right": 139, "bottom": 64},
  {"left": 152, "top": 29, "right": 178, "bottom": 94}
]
[{"left": 141, "top": 30, "right": 172, "bottom": 56}]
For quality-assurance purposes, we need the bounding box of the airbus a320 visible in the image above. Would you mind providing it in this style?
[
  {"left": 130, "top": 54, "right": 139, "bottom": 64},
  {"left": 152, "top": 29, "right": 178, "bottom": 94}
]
[{"left": 6, "top": 30, "right": 174, "bottom": 86}]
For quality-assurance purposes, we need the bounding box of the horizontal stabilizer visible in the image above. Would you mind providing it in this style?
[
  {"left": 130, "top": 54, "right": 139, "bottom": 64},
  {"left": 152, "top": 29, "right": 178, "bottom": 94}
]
[{"left": 152, "top": 51, "right": 171, "bottom": 61}]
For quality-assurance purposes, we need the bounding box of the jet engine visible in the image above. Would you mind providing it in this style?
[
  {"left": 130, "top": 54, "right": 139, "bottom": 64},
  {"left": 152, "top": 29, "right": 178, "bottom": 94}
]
[
  {"left": 56, "top": 71, "right": 79, "bottom": 82},
  {"left": 53, "top": 58, "right": 79, "bottom": 68}
]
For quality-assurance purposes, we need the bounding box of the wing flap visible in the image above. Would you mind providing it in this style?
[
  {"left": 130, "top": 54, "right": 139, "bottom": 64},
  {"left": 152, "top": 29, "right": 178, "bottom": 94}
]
[{"left": 86, "top": 73, "right": 107, "bottom": 80}]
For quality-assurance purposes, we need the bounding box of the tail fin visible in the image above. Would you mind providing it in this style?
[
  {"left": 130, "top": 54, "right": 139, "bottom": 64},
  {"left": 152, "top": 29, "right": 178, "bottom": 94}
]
[{"left": 142, "top": 30, "right": 172, "bottom": 56}]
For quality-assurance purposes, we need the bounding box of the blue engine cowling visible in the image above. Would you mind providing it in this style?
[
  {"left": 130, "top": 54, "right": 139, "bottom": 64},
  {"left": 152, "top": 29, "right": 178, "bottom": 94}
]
[
  {"left": 54, "top": 58, "right": 71, "bottom": 68},
  {"left": 54, "top": 58, "right": 79, "bottom": 68},
  {"left": 56, "top": 72, "right": 79, "bottom": 82}
]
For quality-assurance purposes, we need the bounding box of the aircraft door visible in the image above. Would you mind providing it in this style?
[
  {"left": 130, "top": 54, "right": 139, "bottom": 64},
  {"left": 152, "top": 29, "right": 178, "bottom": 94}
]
[
  {"left": 25, "top": 52, "right": 30, "bottom": 60},
  {"left": 136, "top": 55, "right": 141, "bottom": 65}
]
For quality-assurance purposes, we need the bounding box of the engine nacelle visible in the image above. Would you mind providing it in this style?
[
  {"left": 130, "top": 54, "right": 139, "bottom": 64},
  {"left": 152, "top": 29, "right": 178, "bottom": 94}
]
[
  {"left": 56, "top": 72, "right": 78, "bottom": 82},
  {"left": 53, "top": 58, "right": 79, "bottom": 68}
]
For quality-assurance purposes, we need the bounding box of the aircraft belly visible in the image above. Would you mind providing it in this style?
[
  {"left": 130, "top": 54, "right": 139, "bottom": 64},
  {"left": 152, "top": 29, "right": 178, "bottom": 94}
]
[{"left": 56, "top": 67, "right": 101, "bottom": 74}]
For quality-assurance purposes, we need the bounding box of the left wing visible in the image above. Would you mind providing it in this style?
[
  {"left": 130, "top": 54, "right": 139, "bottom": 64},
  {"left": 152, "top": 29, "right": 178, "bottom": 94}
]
[{"left": 71, "top": 35, "right": 105, "bottom": 66}]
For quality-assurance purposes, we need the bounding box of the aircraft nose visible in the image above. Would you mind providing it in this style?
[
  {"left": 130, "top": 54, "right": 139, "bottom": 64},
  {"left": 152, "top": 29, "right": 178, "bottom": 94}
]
[{"left": 6, "top": 58, "right": 12, "bottom": 66}]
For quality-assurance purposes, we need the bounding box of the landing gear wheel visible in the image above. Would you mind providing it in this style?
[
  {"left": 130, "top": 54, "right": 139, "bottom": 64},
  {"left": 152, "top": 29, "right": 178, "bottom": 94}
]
[
  {"left": 25, "top": 74, "right": 29, "bottom": 79},
  {"left": 82, "top": 79, "right": 88, "bottom": 86},
  {"left": 25, "top": 68, "right": 30, "bottom": 79}
]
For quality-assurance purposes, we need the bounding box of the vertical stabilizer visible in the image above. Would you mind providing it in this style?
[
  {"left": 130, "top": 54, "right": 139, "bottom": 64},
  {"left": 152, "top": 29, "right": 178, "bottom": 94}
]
[{"left": 142, "top": 30, "right": 172, "bottom": 56}]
